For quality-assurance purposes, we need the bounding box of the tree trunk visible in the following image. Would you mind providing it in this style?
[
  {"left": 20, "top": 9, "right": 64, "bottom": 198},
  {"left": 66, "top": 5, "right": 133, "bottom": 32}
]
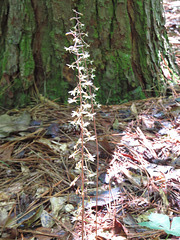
[{"left": 0, "top": 0, "right": 178, "bottom": 107}]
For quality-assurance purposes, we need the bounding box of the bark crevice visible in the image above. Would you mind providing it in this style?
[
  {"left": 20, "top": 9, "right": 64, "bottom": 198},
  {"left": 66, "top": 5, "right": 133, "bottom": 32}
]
[{"left": 31, "top": 0, "right": 46, "bottom": 87}]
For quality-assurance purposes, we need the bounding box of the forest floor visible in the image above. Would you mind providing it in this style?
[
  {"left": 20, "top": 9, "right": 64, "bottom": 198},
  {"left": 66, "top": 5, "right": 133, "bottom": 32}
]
[
  {"left": 0, "top": 1, "right": 180, "bottom": 240},
  {"left": 164, "top": 0, "right": 180, "bottom": 67}
]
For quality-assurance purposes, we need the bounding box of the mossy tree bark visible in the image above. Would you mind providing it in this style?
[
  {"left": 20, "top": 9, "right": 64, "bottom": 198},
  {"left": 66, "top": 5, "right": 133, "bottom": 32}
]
[{"left": 0, "top": 0, "right": 178, "bottom": 107}]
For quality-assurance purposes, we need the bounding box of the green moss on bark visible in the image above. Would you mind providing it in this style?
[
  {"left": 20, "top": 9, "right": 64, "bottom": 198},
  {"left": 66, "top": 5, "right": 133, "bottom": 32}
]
[
  {"left": 0, "top": 0, "right": 178, "bottom": 107},
  {"left": 20, "top": 35, "right": 35, "bottom": 78}
]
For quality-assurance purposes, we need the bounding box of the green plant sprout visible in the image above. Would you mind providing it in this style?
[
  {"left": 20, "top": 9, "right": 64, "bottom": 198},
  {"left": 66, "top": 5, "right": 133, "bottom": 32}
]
[{"left": 138, "top": 213, "right": 180, "bottom": 237}]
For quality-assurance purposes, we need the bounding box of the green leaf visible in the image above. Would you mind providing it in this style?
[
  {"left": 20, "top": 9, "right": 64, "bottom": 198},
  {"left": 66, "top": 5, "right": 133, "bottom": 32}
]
[
  {"left": 138, "top": 213, "right": 180, "bottom": 237},
  {"left": 166, "top": 217, "right": 180, "bottom": 236}
]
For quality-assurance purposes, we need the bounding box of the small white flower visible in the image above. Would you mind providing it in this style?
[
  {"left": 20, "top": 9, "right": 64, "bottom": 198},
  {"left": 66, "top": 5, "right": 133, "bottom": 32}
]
[
  {"left": 66, "top": 64, "right": 75, "bottom": 70},
  {"left": 73, "top": 37, "right": 81, "bottom": 44},
  {"left": 69, "top": 87, "right": 78, "bottom": 96},
  {"left": 83, "top": 122, "right": 90, "bottom": 127},
  {"left": 68, "top": 98, "right": 77, "bottom": 104},
  {"left": 88, "top": 135, "right": 96, "bottom": 141},
  {"left": 71, "top": 111, "right": 80, "bottom": 117},
  {"left": 78, "top": 66, "right": 85, "bottom": 72},
  {"left": 91, "top": 73, "right": 96, "bottom": 79},
  {"left": 84, "top": 103, "right": 91, "bottom": 109},
  {"left": 84, "top": 81, "right": 93, "bottom": 86},
  {"left": 83, "top": 52, "right": 90, "bottom": 59}
]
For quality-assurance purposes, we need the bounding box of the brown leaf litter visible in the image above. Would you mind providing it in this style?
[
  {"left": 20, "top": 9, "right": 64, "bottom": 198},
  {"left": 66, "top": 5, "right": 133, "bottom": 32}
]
[{"left": 0, "top": 93, "right": 180, "bottom": 239}]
